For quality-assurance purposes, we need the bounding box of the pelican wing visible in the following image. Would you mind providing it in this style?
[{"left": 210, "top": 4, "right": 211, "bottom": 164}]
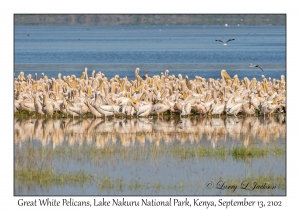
[
  {"left": 98, "top": 105, "right": 115, "bottom": 112},
  {"left": 137, "top": 104, "right": 152, "bottom": 116},
  {"left": 227, "top": 102, "right": 243, "bottom": 114},
  {"left": 68, "top": 106, "right": 82, "bottom": 115},
  {"left": 212, "top": 104, "right": 225, "bottom": 115},
  {"left": 226, "top": 39, "right": 235, "bottom": 43},
  {"left": 20, "top": 101, "right": 35, "bottom": 111},
  {"left": 152, "top": 103, "right": 165, "bottom": 112},
  {"left": 256, "top": 65, "right": 264, "bottom": 71}
]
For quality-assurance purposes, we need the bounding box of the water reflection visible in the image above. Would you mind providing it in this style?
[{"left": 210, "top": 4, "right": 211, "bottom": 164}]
[{"left": 15, "top": 115, "right": 286, "bottom": 149}]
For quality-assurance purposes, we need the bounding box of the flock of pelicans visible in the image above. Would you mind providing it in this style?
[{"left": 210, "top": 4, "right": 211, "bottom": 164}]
[{"left": 14, "top": 68, "right": 286, "bottom": 119}]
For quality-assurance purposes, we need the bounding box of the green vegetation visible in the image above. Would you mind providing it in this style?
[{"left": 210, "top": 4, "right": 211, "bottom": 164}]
[
  {"left": 16, "top": 144, "right": 285, "bottom": 165},
  {"left": 15, "top": 168, "right": 93, "bottom": 186},
  {"left": 14, "top": 14, "right": 286, "bottom": 26},
  {"left": 14, "top": 166, "right": 285, "bottom": 194},
  {"left": 15, "top": 143, "right": 285, "bottom": 194},
  {"left": 14, "top": 109, "right": 284, "bottom": 120}
]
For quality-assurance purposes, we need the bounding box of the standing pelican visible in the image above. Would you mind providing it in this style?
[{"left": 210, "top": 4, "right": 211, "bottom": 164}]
[
  {"left": 211, "top": 98, "right": 225, "bottom": 118},
  {"left": 152, "top": 100, "right": 171, "bottom": 119},
  {"left": 180, "top": 102, "right": 192, "bottom": 118},
  {"left": 33, "top": 94, "right": 45, "bottom": 116},
  {"left": 43, "top": 94, "right": 54, "bottom": 118},
  {"left": 242, "top": 102, "right": 255, "bottom": 116},
  {"left": 84, "top": 100, "right": 102, "bottom": 118},
  {"left": 133, "top": 101, "right": 153, "bottom": 118}
]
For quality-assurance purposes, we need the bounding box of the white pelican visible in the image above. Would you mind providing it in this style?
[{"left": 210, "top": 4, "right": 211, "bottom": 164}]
[
  {"left": 242, "top": 102, "right": 255, "bottom": 116},
  {"left": 84, "top": 100, "right": 103, "bottom": 118},
  {"left": 43, "top": 94, "right": 54, "bottom": 118},
  {"left": 123, "top": 102, "right": 135, "bottom": 118},
  {"left": 215, "top": 39, "right": 235, "bottom": 45},
  {"left": 33, "top": 94, "right": 45, "bottom": 116},
  {"left": 260, "top": 97, "right": 278, "bottom": 117},
  {"left": 211, "top": 98, "right": 225, "bottom": 118},
  {"left": 193, "top": 100, "right": 207, "bottom": 115},
  {"left": 180, "top": 102, "right": 192, "bottom": 118},
  {"left": 94, "top": 104, "right": 119, "bottom": 119},
  {"left": 19, "top": 98, "right": 35, "bottom": 113},
  {"left": 152, "top": 100, "right": 171, "bottom": 118},
  {"left": 227, "top": 102, "right": 244, "bottom": 117},
  {"left": 63, "top": 100, "right": 81, "bottom": 119},
  {"left": 133, "top": 101, "right": 153, "bottom": 118}
]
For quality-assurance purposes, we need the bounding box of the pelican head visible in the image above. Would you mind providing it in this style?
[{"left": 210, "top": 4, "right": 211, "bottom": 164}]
[
  {"left": 18, "top": 72, "right": 24, "bottom": 80},
  {"left": 178, "top": 74, "right": 182, "bottom": 80},
  {"left": 165, "top": 69, "right": 169, "bottom": 77},
  {"left": 80, "top": 72, "right": 85, "bottom": 80},
  {"left": 135, "top": 67, "right": 140, "bottom": 78},
  {"left": 221, "top": 69, "right": 231, "bottom": 81}
]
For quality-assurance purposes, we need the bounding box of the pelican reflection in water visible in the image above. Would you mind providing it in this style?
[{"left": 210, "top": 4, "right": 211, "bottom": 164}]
[{"left": 15, "top": 115, "right": 286, "bottom": 149}]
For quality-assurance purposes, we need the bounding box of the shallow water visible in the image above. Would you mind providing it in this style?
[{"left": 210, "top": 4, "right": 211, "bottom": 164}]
[{"left": 14, "top": 115, "right": 286, "bottom": 195}]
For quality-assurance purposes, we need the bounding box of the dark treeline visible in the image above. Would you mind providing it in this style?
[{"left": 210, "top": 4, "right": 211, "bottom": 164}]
[{"left": 14, "top": 14, "right": 286, "bottom": 26}]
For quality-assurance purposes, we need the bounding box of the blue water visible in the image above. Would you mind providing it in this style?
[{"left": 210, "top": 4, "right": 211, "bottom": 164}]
[{"left": 14, "top": 25, "right": 286, "bottom": 81}]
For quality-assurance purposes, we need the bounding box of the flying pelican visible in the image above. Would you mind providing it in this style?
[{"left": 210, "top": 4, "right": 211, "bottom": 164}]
[
  {"left": 249, "top": 63, "right": 264, "bottom": 71},
  {"left": 215, "top": 39, "right": 235, "bottom": 45}
]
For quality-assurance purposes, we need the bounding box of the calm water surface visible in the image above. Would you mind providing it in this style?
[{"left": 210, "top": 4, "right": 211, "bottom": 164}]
[
  {"left": 14, "top": 25, "right": 286, "bottom": 81},
  {"left": 14, "top": 116, "right": 286, "bottom": 195}
]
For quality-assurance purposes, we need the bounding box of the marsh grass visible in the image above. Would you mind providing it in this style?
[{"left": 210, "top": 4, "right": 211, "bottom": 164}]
[
  {"left": 15, "top": 166, "right": 285, "bottom": 194},
  {"left": 14, "top": 110, "right": 284, "bottom": 120},
  {"left": 15, "top": 167, "right": 93, "bottom": 186},
  {"left": 169, "top": 146, "right": 284, "bottom": 160},
  {"left": 15, "top": 144, "right": 285, "bottom": 166}
]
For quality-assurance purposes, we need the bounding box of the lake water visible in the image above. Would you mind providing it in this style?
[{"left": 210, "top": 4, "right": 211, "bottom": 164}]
[
  {"left": 14, "top": 116, "right": 286, "bottom": 196},
  {"left": 14, "top": 25, "right": 286, "bottom": 81},
  {"left": 14, "top": 25, "right": 286, "bottom": 196}
]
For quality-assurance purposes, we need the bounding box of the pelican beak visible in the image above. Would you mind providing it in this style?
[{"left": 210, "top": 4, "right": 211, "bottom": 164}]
[
  {"left": 221, "top": 70, "right": 231, "bottom": 80},
  {"left": 130, "top": 98, "right": 138, "bottom": 104}
]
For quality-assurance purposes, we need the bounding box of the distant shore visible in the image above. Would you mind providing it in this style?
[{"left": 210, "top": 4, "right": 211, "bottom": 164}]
[{"left": 14, "top": 14, "right": 286, "bottom": 26}]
